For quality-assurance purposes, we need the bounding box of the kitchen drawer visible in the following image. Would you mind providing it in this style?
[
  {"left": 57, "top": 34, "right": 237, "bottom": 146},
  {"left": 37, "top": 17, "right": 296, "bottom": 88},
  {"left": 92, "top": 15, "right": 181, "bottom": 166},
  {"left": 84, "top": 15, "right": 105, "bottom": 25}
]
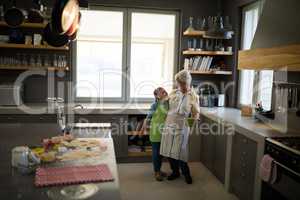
[{"left": 230, "top": 132, "right": 257, "bottom": 200}]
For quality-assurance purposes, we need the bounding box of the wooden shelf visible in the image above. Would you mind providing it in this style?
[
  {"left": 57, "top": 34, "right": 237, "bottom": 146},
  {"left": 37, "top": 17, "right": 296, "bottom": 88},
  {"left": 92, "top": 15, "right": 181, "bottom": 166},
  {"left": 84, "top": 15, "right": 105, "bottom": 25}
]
[
  {"left": 0, "top": 43, "right": 69, "bottom": 51},
  {"left": 183, "top": 50, "right": 233, "bottom": 56},
  {"left": 127, "top": 131, "right": 148, "bottom": 136},
  {"left": 0, "top": 21, "right": 47, "bottom": 28},
  {"left": 0, "top": 66, "right": 69, "bottom": 71},
  {"left": 128, "top": 151, "right": 152, "bottom": 157},
  {"left": 183, "top": 30, "right": 234, "bottom": 39},
  {"left": 189, "top": 70, "right": 232, "bottom": 75},
  {"left": 238, "top": 44, "right": 300, "bottom": 71},
  {"left": 183, "top": 30, "right": 206, "bottom": 36}
]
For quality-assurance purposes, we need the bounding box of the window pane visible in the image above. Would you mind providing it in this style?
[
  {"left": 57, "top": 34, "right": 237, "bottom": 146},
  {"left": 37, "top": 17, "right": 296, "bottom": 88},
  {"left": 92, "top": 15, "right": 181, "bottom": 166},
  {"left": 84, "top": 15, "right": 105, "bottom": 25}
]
[
  {"left": 239, "top": 5, "right": 259, "bottom": 106},
  {"left": 130, "top": 12, "right": 176, "bottom": 98},
  {"left": 258, "top": 70, "right": 273, "bottom": 110},
  {"left": 76, "top": 10, "right": 123, "bottom": 98}
]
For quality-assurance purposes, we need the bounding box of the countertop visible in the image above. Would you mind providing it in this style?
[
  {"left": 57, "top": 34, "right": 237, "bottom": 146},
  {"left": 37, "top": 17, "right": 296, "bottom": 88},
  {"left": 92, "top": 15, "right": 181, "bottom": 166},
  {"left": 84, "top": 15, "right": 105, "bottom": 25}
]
[
  {"left": 0, "top": 103, "right": 151, "bottom": 115},
  {"left": 0, "top": 138, "right": 121, "bottom": 200},
  {"left": 200, "top": 107, "right": 299, "bottom": 141}
]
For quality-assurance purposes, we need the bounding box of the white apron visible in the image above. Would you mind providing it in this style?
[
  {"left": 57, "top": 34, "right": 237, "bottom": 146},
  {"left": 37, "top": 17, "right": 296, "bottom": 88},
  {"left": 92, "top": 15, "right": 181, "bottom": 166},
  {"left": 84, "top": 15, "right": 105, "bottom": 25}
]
[{"left": 160, "top": 89, "right": 199, "bottom": 162}]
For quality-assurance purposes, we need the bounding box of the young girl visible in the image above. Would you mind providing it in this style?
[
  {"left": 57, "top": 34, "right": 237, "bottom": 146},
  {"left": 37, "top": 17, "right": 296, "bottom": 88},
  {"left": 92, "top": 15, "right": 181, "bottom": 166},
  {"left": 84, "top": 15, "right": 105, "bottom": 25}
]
[{"left": 143, "top": 87, "right": 169, "bottom": 181}]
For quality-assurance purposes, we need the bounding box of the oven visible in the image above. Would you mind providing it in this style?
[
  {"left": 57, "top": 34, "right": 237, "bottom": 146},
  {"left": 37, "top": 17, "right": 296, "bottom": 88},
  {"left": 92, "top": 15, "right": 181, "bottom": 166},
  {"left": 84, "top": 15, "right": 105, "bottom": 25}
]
[{"left": 262, "top": 138, "right": 300, "bottom": 200}]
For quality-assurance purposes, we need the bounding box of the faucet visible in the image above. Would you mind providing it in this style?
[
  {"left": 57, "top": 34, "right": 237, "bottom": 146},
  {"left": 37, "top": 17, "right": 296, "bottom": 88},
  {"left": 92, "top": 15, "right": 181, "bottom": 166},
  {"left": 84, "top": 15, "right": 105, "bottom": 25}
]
[{"left": 47, "top": 97, "right": 66, "bottom": 133}]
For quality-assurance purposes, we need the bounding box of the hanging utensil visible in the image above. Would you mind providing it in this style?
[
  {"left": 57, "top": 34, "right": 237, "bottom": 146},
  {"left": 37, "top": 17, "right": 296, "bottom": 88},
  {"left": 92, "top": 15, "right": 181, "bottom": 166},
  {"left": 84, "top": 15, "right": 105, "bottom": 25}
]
[
  {"left": 43, "top": 23, "right": 69, "bottom": 47},
  {"left": 51, "top": 0, "right": 80, "bottom": 35},
  {"left": 4, "top": 0, "right": 28, "bottom": 27},
  {"left": 43, "top": 0, "right": 81, "bottom": 47}
]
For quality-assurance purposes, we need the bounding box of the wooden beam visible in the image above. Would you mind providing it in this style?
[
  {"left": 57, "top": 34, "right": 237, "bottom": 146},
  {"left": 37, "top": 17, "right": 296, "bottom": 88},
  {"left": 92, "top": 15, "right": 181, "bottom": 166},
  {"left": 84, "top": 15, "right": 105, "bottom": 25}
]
[{"left": 238, "top": 44, "right": 300, "bottom": 71}]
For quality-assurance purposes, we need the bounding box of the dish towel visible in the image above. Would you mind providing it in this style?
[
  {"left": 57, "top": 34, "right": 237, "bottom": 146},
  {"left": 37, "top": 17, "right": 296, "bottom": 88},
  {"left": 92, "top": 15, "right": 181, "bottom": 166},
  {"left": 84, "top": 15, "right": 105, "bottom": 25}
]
[
  {"left": 35, "top": 164, "right": 114, "bottom": 187},
  {"left": 260, "top": 154, "right": 277, "bottom": 184}
]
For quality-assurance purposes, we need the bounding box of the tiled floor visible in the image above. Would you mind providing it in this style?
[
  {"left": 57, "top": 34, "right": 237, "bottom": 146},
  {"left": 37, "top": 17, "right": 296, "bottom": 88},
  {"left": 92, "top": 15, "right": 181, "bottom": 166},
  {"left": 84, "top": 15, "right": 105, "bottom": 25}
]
[{"left": 118, "top": 162, "right": 238, "bottom": 200}]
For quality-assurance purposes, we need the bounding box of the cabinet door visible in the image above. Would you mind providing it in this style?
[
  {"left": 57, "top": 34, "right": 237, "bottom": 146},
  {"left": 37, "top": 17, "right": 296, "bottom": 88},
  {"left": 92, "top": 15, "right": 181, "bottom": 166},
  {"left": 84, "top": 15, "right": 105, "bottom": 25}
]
[
  {"left": 214, "top": 133, "right": 227, "bottom": 184},
  {"left": 200, "top": 118, "right": 215, "bottom": 171},
  {"left": 111, "top": 116, "right": 128, "bottom": 158}
]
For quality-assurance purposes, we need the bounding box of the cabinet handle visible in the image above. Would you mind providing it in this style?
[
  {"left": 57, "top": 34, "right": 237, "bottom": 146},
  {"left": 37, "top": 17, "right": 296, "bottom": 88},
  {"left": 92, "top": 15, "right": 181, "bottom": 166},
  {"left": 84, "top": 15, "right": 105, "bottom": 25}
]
[
  {"left": 39, "top": 117, "right": 44, "bottom": 120},
  {"left": 241, "top": 173, "right": 246, "bottom": 178}
]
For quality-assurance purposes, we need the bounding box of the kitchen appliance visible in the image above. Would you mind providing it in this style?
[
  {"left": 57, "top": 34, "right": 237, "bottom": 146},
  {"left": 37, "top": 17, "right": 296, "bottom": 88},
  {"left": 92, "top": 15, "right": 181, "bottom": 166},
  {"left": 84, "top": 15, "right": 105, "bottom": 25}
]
[
  {"left": 262, "top": 137, "right": 300, "bottom": 200},
  {"left": 0, "top": 84, "right": 23, "bottom": 106},
  {"left": 11, "top": 146, "right": 40, "bottom": 174}
]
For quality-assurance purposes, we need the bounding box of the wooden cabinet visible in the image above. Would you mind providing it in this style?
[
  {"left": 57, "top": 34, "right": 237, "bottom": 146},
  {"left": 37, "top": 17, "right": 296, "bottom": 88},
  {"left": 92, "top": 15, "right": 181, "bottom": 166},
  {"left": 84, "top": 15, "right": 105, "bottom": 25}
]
[
  {"left": 230, "top": 132, "right": 257, "bottom": 200},
  {"left": 200, "top": 117, "right": 227, "bottom": 183}
]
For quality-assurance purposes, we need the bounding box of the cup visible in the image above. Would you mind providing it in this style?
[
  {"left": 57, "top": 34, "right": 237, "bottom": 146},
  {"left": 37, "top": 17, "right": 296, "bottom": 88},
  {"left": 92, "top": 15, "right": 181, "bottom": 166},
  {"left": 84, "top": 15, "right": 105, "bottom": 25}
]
[
  {"left": 227, "top": 46, "right": 233, "bottom": 52},
  {"left": 33, "top": 34, "right": 42, "bottom": 46},
  {"left": 25, "top": 36, "right": 32, "bottom": 45}
]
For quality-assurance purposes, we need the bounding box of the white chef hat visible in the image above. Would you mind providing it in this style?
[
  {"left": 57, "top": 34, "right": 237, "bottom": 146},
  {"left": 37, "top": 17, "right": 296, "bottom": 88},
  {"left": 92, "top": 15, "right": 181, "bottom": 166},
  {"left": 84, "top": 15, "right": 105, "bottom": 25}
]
[{"left": 175, "top": 70, "right": 192, "bottom": 86}]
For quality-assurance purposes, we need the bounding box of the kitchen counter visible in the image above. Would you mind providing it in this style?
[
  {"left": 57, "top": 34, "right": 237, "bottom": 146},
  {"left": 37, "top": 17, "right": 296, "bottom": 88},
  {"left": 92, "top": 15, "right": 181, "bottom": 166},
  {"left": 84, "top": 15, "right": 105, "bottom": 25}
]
[
  {"left": 0, "top": 138, "right": 121, "bottom": 200},
  {"left": 200, "top": 107, "right": 298, "bottom": 141},
  {"left": 0, "top": 103, "right": 151, "bottom": 115}
]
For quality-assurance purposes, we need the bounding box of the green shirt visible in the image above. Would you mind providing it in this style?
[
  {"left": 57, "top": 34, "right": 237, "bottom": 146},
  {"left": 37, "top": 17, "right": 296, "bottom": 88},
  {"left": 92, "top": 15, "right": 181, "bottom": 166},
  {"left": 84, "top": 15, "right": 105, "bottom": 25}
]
[{"left": 149, "top": 101, "right": 168, "bottom": 143}]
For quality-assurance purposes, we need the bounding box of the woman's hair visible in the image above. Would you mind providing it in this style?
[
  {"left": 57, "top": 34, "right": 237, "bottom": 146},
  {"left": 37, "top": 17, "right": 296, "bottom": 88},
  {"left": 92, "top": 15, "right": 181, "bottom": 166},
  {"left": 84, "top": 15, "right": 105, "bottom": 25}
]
[{"left": 175, "top": 70, "right": 192, "bottom": 86}]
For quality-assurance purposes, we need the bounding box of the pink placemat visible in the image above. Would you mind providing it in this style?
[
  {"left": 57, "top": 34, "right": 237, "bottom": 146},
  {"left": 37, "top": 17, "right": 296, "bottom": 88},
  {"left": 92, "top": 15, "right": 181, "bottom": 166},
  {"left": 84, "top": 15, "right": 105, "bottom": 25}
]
[{"left": 35, "top": 164, "right": 114, "bottom": 187}]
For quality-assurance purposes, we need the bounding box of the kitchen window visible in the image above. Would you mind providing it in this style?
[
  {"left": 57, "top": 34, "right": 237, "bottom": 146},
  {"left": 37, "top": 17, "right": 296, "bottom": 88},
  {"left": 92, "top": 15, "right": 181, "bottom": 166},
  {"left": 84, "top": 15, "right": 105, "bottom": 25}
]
[
  {"left": 75, "top": 7, "right": 178, "bottom": 102},
  {"left": 238, "top": 1, "right": 273, "bottom": 110}
]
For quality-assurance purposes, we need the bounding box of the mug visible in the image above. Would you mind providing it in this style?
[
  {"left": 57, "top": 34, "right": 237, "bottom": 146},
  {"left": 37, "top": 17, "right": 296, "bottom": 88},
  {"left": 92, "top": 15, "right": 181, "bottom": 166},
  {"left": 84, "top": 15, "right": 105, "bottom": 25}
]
[
  {"left": 227, "top": 46, "right": 233, "bottom": 52},
  {"left": 33, "top": 34, "right": 42, "bottom": 45}
]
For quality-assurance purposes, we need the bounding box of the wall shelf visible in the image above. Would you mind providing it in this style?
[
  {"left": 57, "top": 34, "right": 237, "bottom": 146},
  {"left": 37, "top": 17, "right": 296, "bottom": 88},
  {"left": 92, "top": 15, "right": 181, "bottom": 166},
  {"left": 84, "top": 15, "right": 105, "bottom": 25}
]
[
  {"left": 0, "top": 43, "right": 69, "bottom": 51},
  {"left": 128, "top": 151, "right": 152, "bottom": 157},
  {"left": 127, "top": 131, "right": 148, "bottom": 136},
  {"left": 183, "top": 50, "right": 233, "bottom": 56},
  {"left": 0, "top": 66, "right": 69, "bottom": 71},
  {"left": 0, "top": 21, "right": 47, "bottom": 28},
  {"left": 183, "top": 30, "right": 234, "bottom": 39},
  {"left": 183, "top": 30, "right": 206, "bottom": 36},
  {"left": 189, "top": 70, "right": 232, "bottom": 75}
]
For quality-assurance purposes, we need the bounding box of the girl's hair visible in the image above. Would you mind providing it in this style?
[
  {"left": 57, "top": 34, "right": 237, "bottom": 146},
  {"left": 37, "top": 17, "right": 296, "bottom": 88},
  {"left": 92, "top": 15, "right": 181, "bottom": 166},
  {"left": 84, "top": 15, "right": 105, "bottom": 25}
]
[{"left": 153, "top": 87, "right": 164, "bottom": 101}]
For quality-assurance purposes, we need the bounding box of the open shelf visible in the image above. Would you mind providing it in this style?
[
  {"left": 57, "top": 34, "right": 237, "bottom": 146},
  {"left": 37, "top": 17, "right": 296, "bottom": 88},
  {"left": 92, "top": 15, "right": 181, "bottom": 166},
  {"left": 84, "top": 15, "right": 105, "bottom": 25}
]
[
  {"left": 189, "top": 70, "right": 232, "bottom": 75},
  {"left": 183, "top": 30, "right": 206, "bottom": 36},
  {"left": 0, "top": 65, "right": 69, "bottom": 71},
  {"left": 127, "top": 131, "right": 148, "bottom": 136},
  {"left": 0, "top": 21, "right": 47, "bottom": 28},
  {"left": 0, "top": 43, "right": 69, "bottom": 51},
  {"left": 183, "top": 50, "right": 233, "bottom": 56},
  {"left": 183, "top": 30, "right": 234, "bottom": 39},
  {"left": 128, "top": 150, "right": 152, "bottom": 157}
]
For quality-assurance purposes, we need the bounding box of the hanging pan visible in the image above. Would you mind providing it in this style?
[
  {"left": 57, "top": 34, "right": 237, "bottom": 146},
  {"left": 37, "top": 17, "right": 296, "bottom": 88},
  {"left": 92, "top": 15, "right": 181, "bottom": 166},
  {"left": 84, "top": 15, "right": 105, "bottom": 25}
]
[{"left": 43, "top": 0, "right": 80, "bottom": 47}]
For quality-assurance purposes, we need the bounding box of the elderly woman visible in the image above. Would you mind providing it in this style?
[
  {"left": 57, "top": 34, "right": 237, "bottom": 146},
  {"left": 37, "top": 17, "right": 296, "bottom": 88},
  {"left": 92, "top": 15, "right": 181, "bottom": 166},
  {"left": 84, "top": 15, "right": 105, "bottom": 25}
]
[{"left": 160, "top": 70, "right": 200, "bottom": 184}]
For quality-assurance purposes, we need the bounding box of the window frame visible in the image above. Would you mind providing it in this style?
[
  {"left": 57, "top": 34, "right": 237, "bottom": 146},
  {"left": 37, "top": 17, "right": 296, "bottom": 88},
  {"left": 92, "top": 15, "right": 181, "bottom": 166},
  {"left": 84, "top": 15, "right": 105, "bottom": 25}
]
[{"left": 73, "top": 6, "right": 180, "bottom": 103}]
